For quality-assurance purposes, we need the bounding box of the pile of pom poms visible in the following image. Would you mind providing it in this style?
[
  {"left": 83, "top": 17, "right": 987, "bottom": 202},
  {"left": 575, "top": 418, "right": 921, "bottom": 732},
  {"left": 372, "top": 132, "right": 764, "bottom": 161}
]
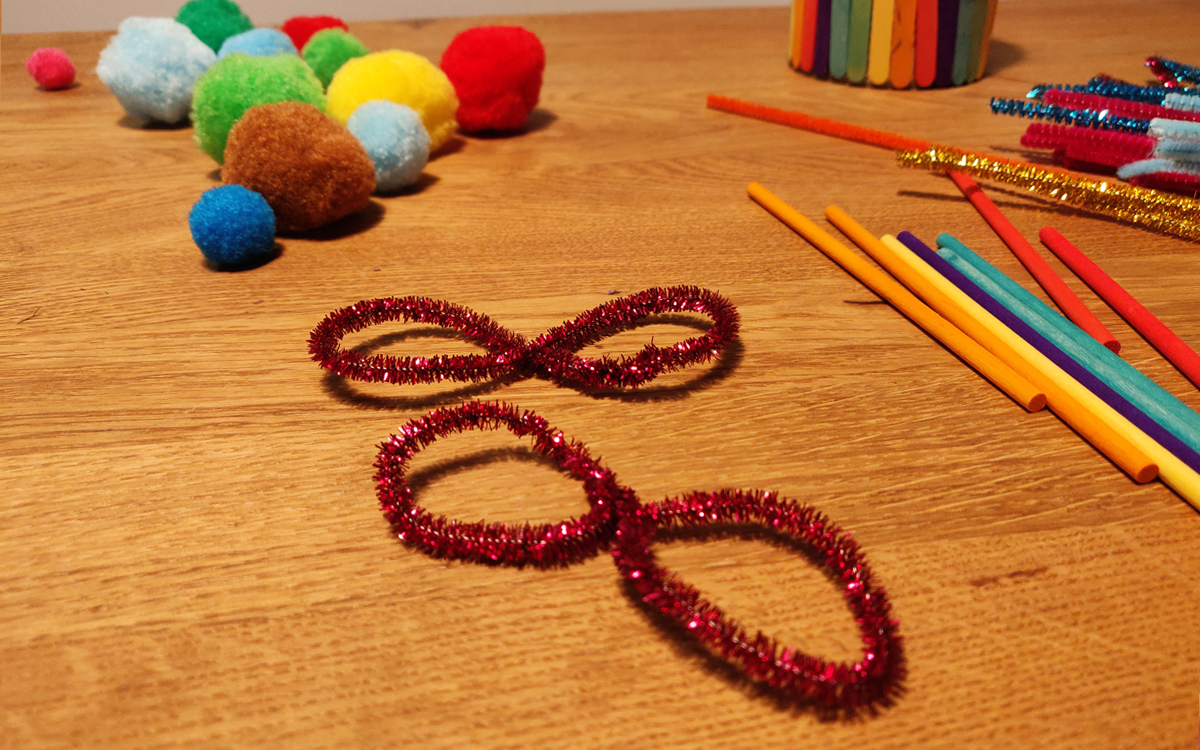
[{"left": 88, "top": 0, "right": 547, "bottom": 270}]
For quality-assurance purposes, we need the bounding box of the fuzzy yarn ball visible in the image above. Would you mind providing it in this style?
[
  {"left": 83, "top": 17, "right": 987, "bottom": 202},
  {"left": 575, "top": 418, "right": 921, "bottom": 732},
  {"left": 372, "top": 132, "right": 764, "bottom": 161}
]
[
  {"left": 223, "top": 102, "right": 376, "bottom": 232},
  {"left": 347, "top": 100, "right": 430, "bottom": 193},
  {"left": 326, "top": 50, "right": 458, "bottom": 152},
  {"left": 176, "top": 0, "right": 254, "bottom": 53},
  {"left": 281, "top": 15, "right": 349, "bottom": 52},
  {"left": 96, "top": 17, "right": 217, "bottom": 123},
  {"left": 26, "top": 47, "right": 76, "bottom": 90},
  {"left": 191, "top": 52, "right": 325, "bottom": 163},
  {"left": 302, "top": 29, "right": 369, "bottom": 89},
  {"left": 440, "top": 26, "right": 545, "bottom": 132},
  {"left": 218, "top": 28, "right": 298, "bottom": 59},
  {"left": 189, "top": 184, "right": 276, "bottom": 266}
]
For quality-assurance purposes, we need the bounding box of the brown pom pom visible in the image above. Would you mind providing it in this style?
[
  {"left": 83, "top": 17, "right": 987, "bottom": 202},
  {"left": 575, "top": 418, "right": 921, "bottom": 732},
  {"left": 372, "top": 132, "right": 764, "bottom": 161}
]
[{"left": 223, "top": 102, "right": 376, "bottom": 232}]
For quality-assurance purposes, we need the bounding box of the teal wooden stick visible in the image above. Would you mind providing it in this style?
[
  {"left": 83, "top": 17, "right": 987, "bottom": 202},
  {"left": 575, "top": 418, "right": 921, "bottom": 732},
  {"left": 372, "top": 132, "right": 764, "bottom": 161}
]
[
  {"left": 937, "top": 233, "right": 1200, "bottom": 455},
  {"left": 846, "top": 0, "right": 873, "bottom": 83},
  {"left": 829, "top": 0, "right": 851, "bottom": 79},
  {"left": 951, "top": 0, "right": 976, "bottom": 86}
]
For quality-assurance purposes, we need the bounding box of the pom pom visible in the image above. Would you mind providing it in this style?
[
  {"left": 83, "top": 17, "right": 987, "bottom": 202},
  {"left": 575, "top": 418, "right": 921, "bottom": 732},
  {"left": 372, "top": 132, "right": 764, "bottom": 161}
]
[
  {"left": 190, "top": 52, "right": 325, "bottom": 163},
  {"left": 440, "top": 26, "right": 545, "bottom": 132},
  {"left": 96, "top": 17, "right": 216, "bottom": 123},
  {"left": 326, "top": 50, "right": 458, "bottom": 152},
  {"left": 176, "top": 0, "right": 254, "bottom": 53},
  {"left": 189, "top": 184, "right": 276, "bottom": 266},
  {"left": 26, "top": 47, "right": 76, "bottom": 90},
  {"left": 222, "top": 102, "right": 376, "bottom": 231},
  {"left": 281, "top": 15, "right": 348, "bottom": 52},
  {"left": 217, "top": 28, "right": 298, "bottom": 59},
  {"left": 347, "top": 100, "right": 430, "bottom": 193},
  {"left": 302, "top": 28, "right": 370, "bottom": 89}
]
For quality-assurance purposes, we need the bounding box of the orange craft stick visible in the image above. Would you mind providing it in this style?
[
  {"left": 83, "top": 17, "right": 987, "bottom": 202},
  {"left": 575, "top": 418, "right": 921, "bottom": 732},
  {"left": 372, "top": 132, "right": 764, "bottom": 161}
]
[
  {"left": 946, "top": 172, "right": 1121, "bottom": 353},
  {"left": 747, "top": 182, "right": 1046, "bottom": 412},
  {"left": 889, "top": 0, "right": 918, "bottom": 88},
  {"left": 826, "top": 206, "right": 1157, "bottom": 483}
]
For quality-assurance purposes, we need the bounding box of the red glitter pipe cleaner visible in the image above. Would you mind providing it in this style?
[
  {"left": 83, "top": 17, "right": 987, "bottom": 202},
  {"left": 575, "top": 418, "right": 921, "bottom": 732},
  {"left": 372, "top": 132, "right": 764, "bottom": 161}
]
[
  {"left": 309, "top": 286, "right": 740, "bottom": 391},
  {"left": 374, "top": 400, "right": 903, "bottom": 710},
  {"left": 1020, "top": 123, "right": 1155, "bottom": 174},
  {"left": 1042, "top": 89, "right": 1200, "bottom": 124}
]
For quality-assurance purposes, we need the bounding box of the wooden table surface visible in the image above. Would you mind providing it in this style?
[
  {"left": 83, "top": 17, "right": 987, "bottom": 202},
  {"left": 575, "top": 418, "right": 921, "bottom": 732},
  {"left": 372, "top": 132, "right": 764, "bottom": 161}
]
[{"left": 3, "top": 2, "right": 1198, "bottom": 747}]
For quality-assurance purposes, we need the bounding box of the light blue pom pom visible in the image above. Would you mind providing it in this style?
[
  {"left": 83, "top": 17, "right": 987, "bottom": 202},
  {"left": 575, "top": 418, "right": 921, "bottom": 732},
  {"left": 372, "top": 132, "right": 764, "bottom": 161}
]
[
  {"left": 218, "top": 28, "right": 299, "bottom": 59},
  {"left": 346, "top": 100, "right": 431, "bottom": 193},
  {"left": 189, "top": 185, "right": 276, "bottom": 267},
  {"left": 96, "top": 17, "right": 216, "bottom": 123}
]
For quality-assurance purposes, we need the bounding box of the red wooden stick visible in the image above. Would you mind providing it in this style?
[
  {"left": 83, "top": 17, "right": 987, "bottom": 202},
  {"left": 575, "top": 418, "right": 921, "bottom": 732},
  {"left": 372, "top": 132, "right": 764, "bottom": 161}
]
[
  {"left": 1040, "top": 227, "right": 1200, "bottom": 389},
  {"left": 947, "top": 172, "right": 1121, "bottom": 353}
]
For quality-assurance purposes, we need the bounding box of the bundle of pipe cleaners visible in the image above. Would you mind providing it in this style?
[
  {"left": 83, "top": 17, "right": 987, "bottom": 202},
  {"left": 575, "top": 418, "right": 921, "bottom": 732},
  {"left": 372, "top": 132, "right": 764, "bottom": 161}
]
[{"left": 990, "top": 56, "right": 1200, "bottom": 196}]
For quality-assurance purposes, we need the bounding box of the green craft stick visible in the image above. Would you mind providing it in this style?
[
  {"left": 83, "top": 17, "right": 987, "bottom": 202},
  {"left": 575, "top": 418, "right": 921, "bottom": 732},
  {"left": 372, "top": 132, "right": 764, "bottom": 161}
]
[
  {"left": 937, "top": 233, "right": 1200, "bottom": 456},
  {"left": 951, "top": 0, "right": 976, "bottom": 86},
  {"left": 846, "top": 0, "right": 873, "bottom": 83},
  {"left": 829, "top": 0, "right": 851, "bottom": 80},
  {"left": 965, "top": 0, "right": 988, "bottom": 83}
]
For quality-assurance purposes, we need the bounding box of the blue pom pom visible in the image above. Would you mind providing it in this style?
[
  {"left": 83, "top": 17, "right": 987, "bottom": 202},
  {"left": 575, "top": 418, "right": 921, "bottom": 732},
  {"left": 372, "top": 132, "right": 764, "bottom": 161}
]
[
  {"left": 218, "top": 28, "right": 299, "bottom": 59},
  {"left": 96, "top": 17, "right": 216, "bottom": 123},
  {"left": 346, "top": 100, "right": 431, "bottom": 193},
  {"left": 189, "top": 185, "right": 276, "bottom": 266}
]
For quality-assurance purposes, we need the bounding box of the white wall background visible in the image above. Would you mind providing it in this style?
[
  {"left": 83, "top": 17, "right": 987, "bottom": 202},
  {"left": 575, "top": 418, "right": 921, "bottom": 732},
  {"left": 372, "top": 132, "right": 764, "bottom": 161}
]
[{"left": 3, "top": 0, "right": 793, "bottom": 34}]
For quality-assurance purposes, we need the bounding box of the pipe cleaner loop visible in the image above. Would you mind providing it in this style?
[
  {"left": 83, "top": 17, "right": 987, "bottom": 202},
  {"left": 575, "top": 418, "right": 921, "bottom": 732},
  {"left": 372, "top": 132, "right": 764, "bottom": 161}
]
[
  {"left": 374, "top": 400, "right": 631, "bottom": 567},
  {"left": 376, "top": 400, "right": 902, "bottom": 709},
  {"left": 309, "top": 286, "right": 741, "bottom": 390}
]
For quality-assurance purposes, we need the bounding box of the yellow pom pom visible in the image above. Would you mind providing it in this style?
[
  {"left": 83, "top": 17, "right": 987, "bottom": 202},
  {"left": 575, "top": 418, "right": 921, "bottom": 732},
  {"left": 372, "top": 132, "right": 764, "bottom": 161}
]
[{"left": 326, "top": 50, "right": 458, "bottom": 151}]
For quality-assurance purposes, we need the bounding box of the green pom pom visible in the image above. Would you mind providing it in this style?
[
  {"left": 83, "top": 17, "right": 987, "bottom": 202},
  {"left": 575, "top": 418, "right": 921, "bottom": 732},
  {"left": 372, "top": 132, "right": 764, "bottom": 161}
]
[
  {"left": 176, "top": 0, "right": 254, "bottom": 52},
  {"left": 190, "top": 53, "right": 326, "bottom": 163},
  {"left": 302, "top": 29, "right": 370, "bottom": 89}
]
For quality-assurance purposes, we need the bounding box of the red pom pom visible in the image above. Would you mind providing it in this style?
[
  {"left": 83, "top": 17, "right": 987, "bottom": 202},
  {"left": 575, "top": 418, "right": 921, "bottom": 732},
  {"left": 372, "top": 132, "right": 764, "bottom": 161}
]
[
  {"left": 26, "top": 47, "right": 75, "bottom": 90},
  {"left": 440, "top": 26, "right": 545, "bottom": 132},
  {"left": 281, "top": 15, "right": 349, "bottom": 53}
]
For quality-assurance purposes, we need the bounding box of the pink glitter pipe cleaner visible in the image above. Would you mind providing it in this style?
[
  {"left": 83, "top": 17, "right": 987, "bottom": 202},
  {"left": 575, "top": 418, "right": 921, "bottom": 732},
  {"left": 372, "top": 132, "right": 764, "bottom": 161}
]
[
  {"left": 375, "top": 400, "right": 904, "bottom": 709},
  {"left": 309, "top": 286, "right": 740, "bottom": 391}
]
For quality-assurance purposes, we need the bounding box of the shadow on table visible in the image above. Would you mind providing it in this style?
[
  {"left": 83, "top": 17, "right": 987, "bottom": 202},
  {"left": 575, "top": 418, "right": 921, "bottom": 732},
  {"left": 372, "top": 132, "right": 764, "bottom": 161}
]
[
  {"left": 319, "top": 314, "right": 744, "bottom": 410},
  {"left": 403, "top": 445, "right": 563, "bottom": 496},
  {"left": 620, "top": 522, "right": 907, "bottom": 720},
  {"left": 983, "top": 39, "right": 1025, "bottom": 78}
]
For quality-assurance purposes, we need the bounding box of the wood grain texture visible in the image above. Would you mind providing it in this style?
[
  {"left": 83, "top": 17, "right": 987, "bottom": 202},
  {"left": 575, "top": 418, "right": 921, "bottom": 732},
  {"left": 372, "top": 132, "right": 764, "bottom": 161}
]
[{"left": 2, "top": 3, "right": 1199, "bottom": 748}]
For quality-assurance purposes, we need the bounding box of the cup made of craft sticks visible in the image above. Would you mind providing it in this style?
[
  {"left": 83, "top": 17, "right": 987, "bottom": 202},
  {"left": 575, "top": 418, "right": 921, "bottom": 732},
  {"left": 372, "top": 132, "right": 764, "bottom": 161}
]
[{"left": 789, "top": 0, "right": 998, "bottom": 88}]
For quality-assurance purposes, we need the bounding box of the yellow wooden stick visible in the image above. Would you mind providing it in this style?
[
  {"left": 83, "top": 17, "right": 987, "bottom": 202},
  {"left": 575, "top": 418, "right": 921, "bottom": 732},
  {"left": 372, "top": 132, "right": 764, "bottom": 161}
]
[
  {"left": 868, "top": 0, "right": 896, "bottom": 85},
  {"left": 747, "top": 182, "right": 1046, "bottom": 413},
  {"left": 824, "top": 206, "right": 1158, "bottom": 483},
  {"left": 874, "top": 234, "right": 1200, "bottom": 502}
]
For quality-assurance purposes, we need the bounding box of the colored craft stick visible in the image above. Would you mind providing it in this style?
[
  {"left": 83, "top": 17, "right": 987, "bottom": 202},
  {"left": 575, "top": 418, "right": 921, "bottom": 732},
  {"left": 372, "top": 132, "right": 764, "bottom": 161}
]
[
  {"left": 965, "top": 0, "right": 988, "bottom": 83},
  {"left": 896, "top": 234, "right": 1200, "bottom": 502},
  {"left": 935, "top": 0, "right": 959, "bottom": 87},
  {"left": 938, "top": 235, "right": 1200, "bottom": 457},
  {"left": 789, "top": 0, "right": 805, "bottom": 69},
  {"left": 747, "top": 183, "right": 1046, "bottom": 412},
  {"left": 946, "top": 172, "right": 1121, "bottom": 353},
  {"left": 974, "top": 0, "right": 997, "bottom": 80},
  {"left": 1040, "top": 227, "right": 1200, "bottom": 390},
  {"left": 889, "top": 0, "right": 918, "bottom": 88},
  {"left": 914, "top": 0, "right": 939, "bottom": 87},
  {"left": 706, "top": 95, "right": 932, "bottom": 151},
  {"left": 801, "top": 0, "right": 821, "bottom": 72},
  {"left": 829, "top": 0, "right": 851, "bottom": 79},
  {"left": 826, "top": 207, "right": 1046, "bottom": 412},
  {"left": 899, "top": 233, "right": 1200, "bottom": 478},
  {"left": 868, "top": 0, "right": 896, "bottom": 86},
  {"left": 951, "top": 0, "right": 976, "bottom": 86},
  {"left": 846, "top": 0, "right": 874, "bottom": 84},
  {"left": 813, "top": 0, "right": 833, "bottom": 78}
]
